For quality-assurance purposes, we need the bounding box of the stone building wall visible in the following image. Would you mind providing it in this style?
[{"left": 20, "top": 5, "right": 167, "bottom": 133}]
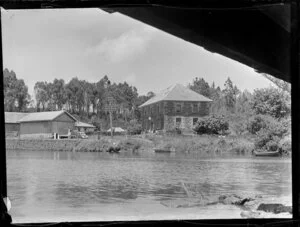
[
  {"left": 163, "top": 101, "right": 210, "bottom": 116},
  {"left": 164, "top": 115, "right": 202, "bottom": 131},
  {"left": 141, "top": 100, "right": 211, "bottom": 131}
]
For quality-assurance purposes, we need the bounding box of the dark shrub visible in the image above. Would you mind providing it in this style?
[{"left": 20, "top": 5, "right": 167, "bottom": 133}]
[
  {"left": 251, "top": 87, "right": 290, "bottom": 119},
  {"left": 254, "top": 129, "right": 272, "bottom": 149},
  {"left": 246, "top": 115, "right": 268, "bottom": 134},
  {"left": 166, "top": 127, "right": 182, "bottom": 135},
  {"left": 193, "top": 115, "right": 229, "bottom": 135},
  {"left": 254, "top": 118, "right": 290, "bottom": 151},
  {"left": 266, "top": 140, "right": 279, "bottom": 151},
  {"left": 127, "top": 119, "right": 142, "bottom": 135}
]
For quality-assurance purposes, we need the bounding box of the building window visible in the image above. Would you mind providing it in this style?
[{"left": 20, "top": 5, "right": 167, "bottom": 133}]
[
  {"left": 199, "top": 102, "right": 206, "bottom": 110},
  {"left": 160, "top": 102, "right": 164, "bottom": 113},
  {"left": 175, "top": 117, "right": 181, "bottom": 128},
  {"left": 192, "top": 103, "right": 198, "bottom": 113},
  {"left": 193, "top": 118, "right": 198, "bottom": 125},
  {"left": 175, "top": 103, "right": 182, "bottom": 113}
]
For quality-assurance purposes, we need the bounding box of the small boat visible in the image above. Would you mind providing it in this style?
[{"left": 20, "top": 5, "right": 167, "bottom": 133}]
[
  {"left": 253, "top": 150, "right": 281, "bottom": 157},
  {"left": 154, "top": 147, "right": 175, "bottom": 153}
]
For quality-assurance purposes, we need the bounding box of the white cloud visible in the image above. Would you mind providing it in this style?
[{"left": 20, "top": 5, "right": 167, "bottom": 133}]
[{"left": 85, "top": 26, "right": 156, "bottom": 63}]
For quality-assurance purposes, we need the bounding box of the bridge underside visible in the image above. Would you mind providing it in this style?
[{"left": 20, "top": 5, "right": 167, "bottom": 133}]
[
  {"left": 0, "top": 1, "right": 294, "bottom": 82},
  {"left": 113, "top": 4, "right": 291, "bottom": 82}
]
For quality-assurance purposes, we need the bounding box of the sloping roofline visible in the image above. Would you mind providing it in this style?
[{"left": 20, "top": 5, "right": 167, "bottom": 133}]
[
  {"left": 75, "top": 121, "right": 96, "bottom": 128},
  {"left": 4, "top": 112, "right": 30, "bottom": 124},
  {"left": 139, "top": 84, "right": 212, "bottom": 108},
  {"left": 16, "top": 110, "right": 77, "bottom": 123}
]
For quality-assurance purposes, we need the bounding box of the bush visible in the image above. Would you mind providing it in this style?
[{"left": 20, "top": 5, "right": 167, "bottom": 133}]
[
  {"left": 246, "top": 115, "right": 269, "bottom": 134},
  {"left": 166, "top": 127, "right": 182, "bottom": 135},
  {"left": 228, "top": 114, "right": 249, "bottom": 136},
  {"left": 127, "top": 119, "right": 142, "bottom": 135},
  {"left": 279, "top": 135, "right": 291, "bottom": 154},
  {"left": 254, "top": 129, "right": 272, "bottom": 149},
  {"left": 251, "top": 87, "right": 290, "bottom": 119},
  {"left": 254, "top": 117, "right": 290, "bottom": 151},
  {"left": 193, "top": 115, "right": 229, "bottom": 135}
]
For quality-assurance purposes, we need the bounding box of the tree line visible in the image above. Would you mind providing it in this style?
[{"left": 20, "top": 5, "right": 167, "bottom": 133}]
[
  {"left": 3, "top": 68, "right": 291, "bottom": 130},
  {"left": 189, "top": 76, "right": 290, "bottom": 119}
]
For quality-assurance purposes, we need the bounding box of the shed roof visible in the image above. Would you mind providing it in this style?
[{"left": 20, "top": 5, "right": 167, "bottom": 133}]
[
  {"left": 139, "top": 84, "right": 212, "bottom": 108},
  {"left": 18, "top": 110, "right": 77, "bottom": 123},
  {"left": 75, "top": 121, "right": 96, "bottom": 128},
  {"left": 107, "top": 127, "right": 125, "bottom": 132},
  {"left": 5, "top": 112, "right": 29, "bottom": 123}
]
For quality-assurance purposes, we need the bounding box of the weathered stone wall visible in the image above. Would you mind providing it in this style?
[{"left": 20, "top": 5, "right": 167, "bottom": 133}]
[
  {"left": 141, "top": 102, "right": 164, "bottom": 131},
  {"left": 164, "top": 115, "right": 203, "bottom": 131},
  {"left": 141, "top": 100, "right": 210, "bottom": 131},
  {"left": 163, "top": 101, "right": 210, "bottom": 116}
]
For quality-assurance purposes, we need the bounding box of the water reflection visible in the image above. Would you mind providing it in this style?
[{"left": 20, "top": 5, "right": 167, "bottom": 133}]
[{"left": 6, "top": 150, "right": 292, "bottom": 222}]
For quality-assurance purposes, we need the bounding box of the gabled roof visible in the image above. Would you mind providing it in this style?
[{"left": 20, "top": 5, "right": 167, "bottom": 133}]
[
  {"left": 5, "top": 112, "right": 29, "bottom": 123},
  {"left": 107, "top": 127, "right": 125, "bottom": 132},
  {"left": 139, "top": 84, "right": 212, "bottom": 108},
  {"left": 75, "top": 121, "right": 95, "bottom": 128},
  {"left": 18, "top": 110, "right": 77, "bottom": 123}
]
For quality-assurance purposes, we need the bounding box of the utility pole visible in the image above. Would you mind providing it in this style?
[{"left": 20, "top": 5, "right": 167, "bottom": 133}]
[
  {"left": 109, "top": 109, "right": 113, "bottom": 139},
  {"left": 104, "top": 79, "right": 117, "bottom": 139}
]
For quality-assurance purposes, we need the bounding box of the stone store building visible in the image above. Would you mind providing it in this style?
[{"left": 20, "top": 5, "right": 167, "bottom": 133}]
[{"left": 139, "top": 84, "right": 212, "bottom": 132}]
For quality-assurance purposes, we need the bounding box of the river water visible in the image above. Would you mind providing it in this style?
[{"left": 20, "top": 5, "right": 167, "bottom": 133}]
[{"left": 6, "top": 150, "right": 292, "bottom": 223}]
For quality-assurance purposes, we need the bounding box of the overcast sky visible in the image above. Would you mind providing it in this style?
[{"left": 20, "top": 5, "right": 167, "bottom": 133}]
[{"left": 2, "top": 8, "right": 272, "bottom": 97}]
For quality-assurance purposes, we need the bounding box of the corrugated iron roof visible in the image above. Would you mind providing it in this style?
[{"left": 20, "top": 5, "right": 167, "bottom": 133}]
[
  {"left": 139, "top": 84, "right": 212, "bottom": 108},
  {"left": 75, "top": 121, "right": 95, "bottom": 128},
  {"left": 107, "top": 127, "right": 125, "bottom": 132},
  {"left": 18, "top": 110, "right": 77, "bottom": 123},
  {"left": 5, "top": 112, "right": 29, "bottom": 123}
]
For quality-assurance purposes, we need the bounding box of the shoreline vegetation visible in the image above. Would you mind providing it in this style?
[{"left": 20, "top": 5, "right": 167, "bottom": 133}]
[
  {"left": 4, "top": 70, "right": 291, "bottom": 156},
  {"left": 5, "top": 133, "right": 290, "bottom": 157}
]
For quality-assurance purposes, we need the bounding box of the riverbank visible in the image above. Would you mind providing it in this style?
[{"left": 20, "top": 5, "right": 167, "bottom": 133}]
[
  {"left": 145, "top": 134, "right": 255, "bottom": 155},
  {"left": 5, "top": 136, "right": 153, "bottom": 152},
  {"left": 6, "top": 134, "right": 258, "bottom": 155}
]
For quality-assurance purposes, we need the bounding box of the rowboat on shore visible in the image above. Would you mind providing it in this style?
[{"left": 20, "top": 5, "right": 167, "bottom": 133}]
[
  {"left": 253, "top": 150, "right": 281, "bottom": 157},
  {"left": 154, "top": 147, "right": 175, "bottom": 153}
]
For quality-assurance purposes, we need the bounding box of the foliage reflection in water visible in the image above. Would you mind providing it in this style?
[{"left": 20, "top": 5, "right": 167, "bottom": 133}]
[{"left": 7, "top": 150, "right": 291, "bottom": 222}]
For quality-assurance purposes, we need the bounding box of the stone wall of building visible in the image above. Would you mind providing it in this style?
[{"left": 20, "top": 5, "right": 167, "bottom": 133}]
[
  {"left": 163, "top": 101, "right": 210, "bottom": 116},
  {"left": 164, "top": 115, "right": 203, "bottom": 131},
  {"left": 141, "top": 100, "right": 211, "bottom": 131}
]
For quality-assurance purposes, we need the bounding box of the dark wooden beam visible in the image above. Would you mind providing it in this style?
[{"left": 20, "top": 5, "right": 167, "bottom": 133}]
[
  {"left": 114, "top": 5, "right": 291, "bottom": 82},
  {"left": 0, "top": 1, "right": 292, "bottom": 83},
  {"left": 0, "top": 0, "right": 290, "bottom": 10}
]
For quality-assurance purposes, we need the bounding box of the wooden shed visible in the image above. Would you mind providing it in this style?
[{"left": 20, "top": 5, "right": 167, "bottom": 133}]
[
  {"left": 18, "top": 110, "right": 77, "bottom": 139},
  {"left": 75, "top": 121, "right": 96, "bottom": 133},
  {"left": 5, "top": 112, "right": 29, "bottom": 136}
]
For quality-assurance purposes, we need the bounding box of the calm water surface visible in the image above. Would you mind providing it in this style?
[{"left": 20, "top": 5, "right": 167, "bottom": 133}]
[{"left": 6, "top": 150, "right": 292, "bottom": 222}]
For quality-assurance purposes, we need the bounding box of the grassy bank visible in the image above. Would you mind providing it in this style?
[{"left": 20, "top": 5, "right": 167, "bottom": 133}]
[
  {"left": 144, "top": 134, "right": 255, "bottom": 155},
  {"left": 6, "top": 134, "right": 256, "bottom": 155},
  {"left": 5, "top": 136, "right": 153, "bottom": 153}
]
